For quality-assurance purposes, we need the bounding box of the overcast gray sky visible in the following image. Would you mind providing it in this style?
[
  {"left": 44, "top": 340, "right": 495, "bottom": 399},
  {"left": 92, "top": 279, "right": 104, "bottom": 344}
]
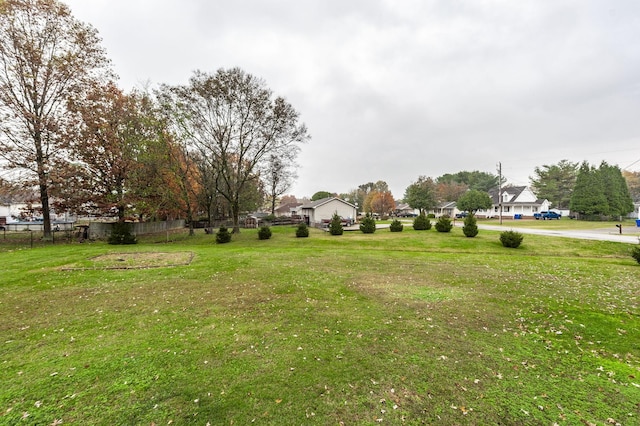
[{"left": 64, "top": 0, "right": 640, "bottom": 199}]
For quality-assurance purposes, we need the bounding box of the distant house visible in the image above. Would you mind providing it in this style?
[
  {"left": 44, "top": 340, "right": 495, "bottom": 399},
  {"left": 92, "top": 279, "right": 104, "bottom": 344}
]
[
  {"left": 476, "top": 186, "right": 549, "bottom": 219},
  {"left": 299, "top": 197, "right": 357, "bottom": 227},
  {"left": 429, "top": 201, "right": 458, "bottom": 217},
  {"left": 395, "top": 203, "right": 418, "bottom": 217},
  {"left": 0, "top": 190, "right": 37, "bottom": 223},
  {"left": 274, "top": 202, "right": 303, "bottom": 217}
]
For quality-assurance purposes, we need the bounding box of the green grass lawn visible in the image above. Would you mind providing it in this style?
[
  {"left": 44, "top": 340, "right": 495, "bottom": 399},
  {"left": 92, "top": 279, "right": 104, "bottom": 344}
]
[{"left": 1, "top": 226, "right": 639, "bottom": 425}]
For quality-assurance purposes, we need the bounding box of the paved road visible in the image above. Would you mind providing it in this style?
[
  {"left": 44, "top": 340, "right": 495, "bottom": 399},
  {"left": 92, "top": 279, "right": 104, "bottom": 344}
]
[{"left": 466, "top": 223, "right": 640, "bottom": 244}]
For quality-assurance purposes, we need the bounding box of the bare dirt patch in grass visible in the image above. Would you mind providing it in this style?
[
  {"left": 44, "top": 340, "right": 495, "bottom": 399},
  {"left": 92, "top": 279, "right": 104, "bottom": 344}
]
[{"left": 61, "top": 251, "right": 195, "bottom": 270}]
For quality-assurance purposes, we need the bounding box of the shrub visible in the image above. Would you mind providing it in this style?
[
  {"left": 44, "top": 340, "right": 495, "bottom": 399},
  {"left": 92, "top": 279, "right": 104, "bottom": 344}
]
[
  {"left": 108, "top": 222, "right": 137, "bottom": 245},
  {"left": 462, "top": 213, "right": 478, "bottom": 237},
  {"left": 427, "top": 213, "right": 436, "bottom": 219},
  {"left": 435, "top": 216, "right": 453, "bottom": 233},
  {"left": 631, "top": 245, "right": 640, "bottom": 264},
  {"left": 359, "top": 214, "right": 376, "bottom": 234},
  {"left": 413, "top": 214, "right": 432, "bottom": 231},
  {"left": 500, "top": 230, "right": 523, "bottom": 248},
  {"left": 389, "top": 219, "right": 403, "bottom": 232},
  {"left": 258, "top": 225, "right": 272, "bottom": 240},
  {"left": 295, "top": 222, "right": 309, "bottom": 238},
  {"left": 328, "top": 213, "right": 343, "bottom": 235},
  {"left": 216, "top": 226, "right": 232, "bottom": 244}
]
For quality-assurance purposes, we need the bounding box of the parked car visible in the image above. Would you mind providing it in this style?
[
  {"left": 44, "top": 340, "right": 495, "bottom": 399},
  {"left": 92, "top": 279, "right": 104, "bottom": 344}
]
[
  {"left": 533, "top": 211, "right": 561, "bottom": 220},
  {"left": 455, "top": 212, "right": 468, "bottom": 219},
  {"left": 321, "top": 216, "right": 353, "bottom": 227}
]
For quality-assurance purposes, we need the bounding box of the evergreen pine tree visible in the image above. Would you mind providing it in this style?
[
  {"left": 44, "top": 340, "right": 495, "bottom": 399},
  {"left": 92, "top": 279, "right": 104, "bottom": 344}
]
[
  {"left": 462, "top": 213, "right": 478, "bottom": 237},
  {"left": 570, "top": 162, "right": 608, "bottom": 218},
  {"left": 599, "top": 162, "right": 634, "bottom": 217},
  {"left": 328, "top": 213, "right": 343, "bottom": 235},
  {"left": 389, "top": 219, "right": 403, "bottom": 232},
  {"left": 108, "top": 222, "right": 137, "bottom": 245},
  {"left": 359, "top": 214, "right": 376, "bottom": 233},
  {"left": 296, "top": 222, "right": 309, "bottom": 238},
  {"left": 413, "top": 214, "right": 432, "bottom": 230},
  {"left": 435, "top": 216, "right": 453, "bottom": 232},
  {"left": 258, "top": 225, "right": 272, "bottom": 240},
  {"left": 216, "top": 226, "right": 232, "bottom": 243}
]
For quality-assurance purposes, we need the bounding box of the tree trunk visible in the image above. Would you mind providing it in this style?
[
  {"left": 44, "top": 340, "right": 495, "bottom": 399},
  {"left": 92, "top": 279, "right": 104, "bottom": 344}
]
[
  {"left": 271, "top": 191, "right": 277, "bottom": 216},
  {"left": 231, "top": 199, "right": 241, "bottom": 234},
  {"left": 35, "top": 133, "right": 52, "bottom": 239},
  {"left": 38, "top": 174, "right": 52, "bottom": 239}
]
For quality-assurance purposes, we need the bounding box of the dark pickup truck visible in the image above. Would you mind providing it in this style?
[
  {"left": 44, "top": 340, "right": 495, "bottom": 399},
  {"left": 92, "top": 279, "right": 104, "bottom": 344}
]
[{"left": 533, "top": 211, "right": 561, "bottom": 220}]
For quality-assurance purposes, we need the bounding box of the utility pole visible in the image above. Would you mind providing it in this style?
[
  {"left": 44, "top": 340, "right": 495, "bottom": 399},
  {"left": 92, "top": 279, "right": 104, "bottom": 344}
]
[{"left": 497, "top": 162, "right": 503, "bottom": 225}]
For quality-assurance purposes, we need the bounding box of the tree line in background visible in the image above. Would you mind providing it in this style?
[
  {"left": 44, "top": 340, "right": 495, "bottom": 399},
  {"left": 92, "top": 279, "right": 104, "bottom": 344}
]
[
  {"left": 531, "top": 160, "right": 637, "bottom": 218},
  {"left": 314, "top": 162, "right": 637, "bottom": 220},
  {"left": 310, "top": 171, "right": 500, "bottom": 218},
  {"left": 0, "top": 0, "right": 308, "bottom": 237}
]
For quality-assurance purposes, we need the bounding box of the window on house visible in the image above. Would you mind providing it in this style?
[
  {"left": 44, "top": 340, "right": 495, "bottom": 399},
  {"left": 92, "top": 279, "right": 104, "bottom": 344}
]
[{"left": 504, "top": 206, "right": 510, "bottom": 212}]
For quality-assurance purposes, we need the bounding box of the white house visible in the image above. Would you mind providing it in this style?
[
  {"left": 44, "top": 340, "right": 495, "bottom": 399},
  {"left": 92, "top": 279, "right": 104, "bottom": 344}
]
[
  {"left": 0, "top": 194, "right": 33, "bottom": 223},
  {"left": 299, "top": 197, "right": 357, "bottom": 227},
  {"left": 428, "top": 201, "right": 458, "bottom": 217},
  {"left": 477, "top": 186, "right": 549, "bottom": 219}
]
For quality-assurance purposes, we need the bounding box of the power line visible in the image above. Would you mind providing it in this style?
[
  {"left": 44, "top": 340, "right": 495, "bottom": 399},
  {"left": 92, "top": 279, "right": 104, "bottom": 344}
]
[{"left": 623, "top": 158, "right": 640, "bottom": 170}]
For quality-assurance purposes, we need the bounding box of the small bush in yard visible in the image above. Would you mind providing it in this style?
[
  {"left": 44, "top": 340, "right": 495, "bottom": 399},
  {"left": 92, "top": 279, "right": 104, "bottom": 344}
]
[
  {"left": 462, "top": 213, "right": 478, "bottom": 237},
  {"left": 413, "top": 214, "right": 432, "bottom": 231},
  {"left": 296, "top": 222, "right": 309, "bottom": 238},
  {"left": 329, "top": 213, "right": 343, "bottom": 235},
  {"left": 359, "top": 214, "right": 376, "bottom": 233},
  {"left": 216, "top": 226, "right": 232, "bottom": 244},
  {"left": 631, "top": 245, "right": 640, "bottom": 264},
  {"left": 389, "top": 219, "right": 403, "bottom": 232},
  {"left": 258, "top": 225, "right": 272, "bottom": 240},
  {"left": 108, "top": 222, "right": 137, "bottom": 245},
  {"left": 435, "top": 216, "right": 453, "bottom": 232},
  {"left": 500, "top": 230, "right": 523, "bottom": 248}
]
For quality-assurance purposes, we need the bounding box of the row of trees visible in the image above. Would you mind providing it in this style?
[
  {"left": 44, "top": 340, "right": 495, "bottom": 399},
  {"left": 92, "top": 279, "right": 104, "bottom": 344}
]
[
  {"left": 323, "top": 162, "right": 636, "bottom": 220},
  {"left": 402, "top": 171, "right": 499, "bottom": 215},
  {"left": 532, "top": 160, "right": 637, "bottom": 217},
  {"left": 570, "top": 162, "right": 635, "bottom": 218},
  {"left": 312, "top": 171, "right": 500, "bottom": 218},
  {"left": 0, "top": 0, "right": 308, "bottom": 237}
]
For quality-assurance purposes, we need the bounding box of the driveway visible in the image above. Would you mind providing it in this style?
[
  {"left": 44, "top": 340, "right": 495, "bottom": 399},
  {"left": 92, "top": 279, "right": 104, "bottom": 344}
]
[{"left": 463, "top": 222, "right": 640, "bottom": 244}]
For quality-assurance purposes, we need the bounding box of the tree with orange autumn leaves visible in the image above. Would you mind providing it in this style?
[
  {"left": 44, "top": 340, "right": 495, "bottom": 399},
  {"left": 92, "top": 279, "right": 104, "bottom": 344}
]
[
  {"left": 0, "top": 0, "right": 111, "bottom": 237},
  {"left": 364, "top": 190, "right": 396, "bottom": 218},
  {"left": 57, "top": 81, "right": 200, "bottom": 223}
]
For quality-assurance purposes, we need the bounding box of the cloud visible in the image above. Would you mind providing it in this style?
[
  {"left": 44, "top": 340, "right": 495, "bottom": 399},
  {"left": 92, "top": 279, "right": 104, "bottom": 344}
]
[{"left": 65, "top": 0, "right": 640, "bottom": 198}]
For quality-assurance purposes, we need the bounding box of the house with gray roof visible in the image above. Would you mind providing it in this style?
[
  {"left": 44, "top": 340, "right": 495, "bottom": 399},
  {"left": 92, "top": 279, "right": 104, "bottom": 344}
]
[
  {"left": 299, "top": 197, "right": 357, "bottom": 227},
  {"left": 476, "top": 186, "right": 549, "bottom": 219}
]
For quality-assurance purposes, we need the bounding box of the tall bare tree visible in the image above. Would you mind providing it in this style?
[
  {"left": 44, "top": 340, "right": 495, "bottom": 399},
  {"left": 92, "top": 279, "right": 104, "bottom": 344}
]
[
  {"left": 264, "top": 154, "right": 297, "bottom": 215},
  {"left": 0, "top": 0, "right": 110, "bottom": 237},
  {"left": 159, "top": 68, "right": 309, "bottom": 233}
]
